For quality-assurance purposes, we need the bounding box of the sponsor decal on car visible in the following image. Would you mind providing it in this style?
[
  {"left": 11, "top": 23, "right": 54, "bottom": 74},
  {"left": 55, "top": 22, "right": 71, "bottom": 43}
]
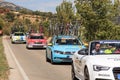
[
  {"left": 107, "top": 58, "right": 120, "bottom": 61},
  {"left": 98, "top": 74, "right": 110, "bottom": 77}
]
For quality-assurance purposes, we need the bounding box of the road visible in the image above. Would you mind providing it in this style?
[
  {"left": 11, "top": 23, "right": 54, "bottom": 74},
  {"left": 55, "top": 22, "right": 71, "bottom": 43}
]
[{"left": 3, "top": 36, "right": 71, "bottom": 80}]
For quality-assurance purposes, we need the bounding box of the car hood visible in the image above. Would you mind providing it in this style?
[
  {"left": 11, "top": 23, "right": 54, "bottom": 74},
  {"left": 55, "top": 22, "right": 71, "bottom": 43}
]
[
  {"left": 87, "top": 55, "right": 120, "bottom": 67},
  {"left": 53, "top": 45, "right": 84, "bottom": 52}
]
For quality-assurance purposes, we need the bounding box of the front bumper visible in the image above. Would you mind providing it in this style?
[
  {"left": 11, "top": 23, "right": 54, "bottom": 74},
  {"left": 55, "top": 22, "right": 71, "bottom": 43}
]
[
  {"left": 52, "top": 53, "right": 72, "bottom": 63},
  {"left": 92, "top": 67, "right": 120, "bottom": 80},
  {"left": 27, "top": 44, "right": 47, "bottom": 48},
  {"left": 12, "top": 40, "right": 26, "bottom": 43}
]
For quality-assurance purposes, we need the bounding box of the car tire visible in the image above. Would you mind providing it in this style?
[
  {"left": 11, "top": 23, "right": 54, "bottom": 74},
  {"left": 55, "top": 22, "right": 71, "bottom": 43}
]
[
  {"left": 71, "top": 63, "right": 79, "bottom": 80},
  {"left": 11, "top": 41, "right": 14, "bottom": 44},
  {"left": 46, "top": 52, "right": 49, "bottom": 62},
  {"left": 50, "top": 53, "right": 54, "bottom": 64},
  {"left": 26, "top": 46, "right": 29, "bottom": 49},
  {"left": 84, "top": 67, "right": 90, "bottom": 80}
]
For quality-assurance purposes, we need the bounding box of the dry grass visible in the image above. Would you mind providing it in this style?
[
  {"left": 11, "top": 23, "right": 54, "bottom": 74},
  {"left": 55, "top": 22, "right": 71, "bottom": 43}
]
[{"left": 0, "top": 36, "right": 9, "bottom": 80}]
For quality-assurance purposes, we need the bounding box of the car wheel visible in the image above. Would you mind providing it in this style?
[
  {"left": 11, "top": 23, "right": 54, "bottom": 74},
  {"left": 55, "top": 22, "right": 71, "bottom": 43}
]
[
  {"left": 71, "top": 63, "right": 79, "bottom": 80},
  {"left": 50, "top": 53, "right": 54, "bottom": 64},
  {"left": 26, "top": 45, "right": 29, "bottom": 49},
  {"left": 46, "top": 52, "right": 49, "bottom": 62},
  {"left": 84, "top": 67, "right": 90, "bottom": 80},
  {"left": 11, "top": 41, "right": 14, "bottom": 44}
]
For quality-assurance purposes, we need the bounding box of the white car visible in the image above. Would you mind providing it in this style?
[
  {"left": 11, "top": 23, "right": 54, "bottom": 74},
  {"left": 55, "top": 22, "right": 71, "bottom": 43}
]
[
  {"left": 72, "top": 40, "right": 120, "bottom": 80},
  {"left": 11, "top": 32, "right": 26, "bottom": 44}
]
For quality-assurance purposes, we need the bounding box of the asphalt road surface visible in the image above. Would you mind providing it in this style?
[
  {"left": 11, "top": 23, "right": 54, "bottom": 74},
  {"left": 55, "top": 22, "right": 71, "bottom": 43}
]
[{"left": 3, "top": 36, "right": 71, "bottom": 80}]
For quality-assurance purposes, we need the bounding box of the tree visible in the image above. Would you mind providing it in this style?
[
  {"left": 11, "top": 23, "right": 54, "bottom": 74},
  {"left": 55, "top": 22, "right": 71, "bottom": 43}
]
[
  {"left": 56, "top": 0, "right": 75, "bottom": 24},
  {"left": 5, "top": 12, "right": 15, "bottom": 22},
  {"left": 0, "top": 18, "right": 4, "bottom": 30},
  {"left": 56, "top": 0, "right": 76, "bottom": 35},
  {"left": 42, "top": 21, "right": 49, "bottom": 36},
  {"left": 75, "top": 0, "right": 120, "bottom": 41},
  {"left": 23, "top": 18, "right": 31, "bottom": 32}
]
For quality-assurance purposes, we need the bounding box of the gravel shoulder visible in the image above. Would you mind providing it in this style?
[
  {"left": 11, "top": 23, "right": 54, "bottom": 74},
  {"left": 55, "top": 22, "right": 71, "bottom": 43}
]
[{"left": 3, "top": 36, "right": 24, "bottom": 80}]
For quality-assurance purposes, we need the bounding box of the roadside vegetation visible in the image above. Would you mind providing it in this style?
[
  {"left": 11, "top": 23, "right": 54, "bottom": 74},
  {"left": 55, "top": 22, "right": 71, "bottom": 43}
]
[
  {"left": 0, "top": 0, "right": 120, "bottom": 41},
  {"left": 75, "top": 0, "right": 120, "bottom": 41},
  {"left": 56, "top": 0, "right": 120, "bottom": 41},
  {"left": 0, "top": 36, "right": 9, "bottom": 80},
  {"left": 0, "top": 0, "right": 119, "bottom": 79}
]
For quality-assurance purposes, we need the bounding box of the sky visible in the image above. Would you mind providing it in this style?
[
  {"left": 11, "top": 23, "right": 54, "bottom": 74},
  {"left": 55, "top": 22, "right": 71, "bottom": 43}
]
[{"left": 4, "top": 0, "right": 74, "bottom": 13}]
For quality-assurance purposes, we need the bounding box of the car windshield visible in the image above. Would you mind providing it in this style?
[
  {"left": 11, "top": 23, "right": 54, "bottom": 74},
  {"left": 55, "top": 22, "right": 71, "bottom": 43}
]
[
  {"left": 30, "top": 36, "right": 44, "bottom": 39},
  {"left": 56, "top": 38, "right": 81, "bottom": 45},
  {"left": 14, "top": 33, "right": 24, "bottom": 36},
  {"left": 90, "top": 41, "right": 120, "bottom": 55}
]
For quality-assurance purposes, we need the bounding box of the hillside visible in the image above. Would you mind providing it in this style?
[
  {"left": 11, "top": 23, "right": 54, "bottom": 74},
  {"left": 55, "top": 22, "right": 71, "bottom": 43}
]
[{"left": 0, "top": 1, "right": 31, "bottom": 11}]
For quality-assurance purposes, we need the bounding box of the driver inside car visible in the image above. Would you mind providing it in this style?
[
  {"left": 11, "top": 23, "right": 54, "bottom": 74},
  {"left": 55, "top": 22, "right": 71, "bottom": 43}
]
[{"left": 92, "top": 42, "right": 103, "bottom": 55}]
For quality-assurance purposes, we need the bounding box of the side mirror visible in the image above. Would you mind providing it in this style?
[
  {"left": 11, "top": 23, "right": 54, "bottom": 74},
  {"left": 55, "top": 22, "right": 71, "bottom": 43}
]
[
  {"left": 78, "top": 49, "right": 88, "bottom": 55},
  {"left": 47, "top": 43, "right": 52, "bottom": 46},
  {"left": 81, "top": 51, "right": 87, "bottom": 55},
  {"left": 83, "top": 42, "right": 88, "bottom": 47}
]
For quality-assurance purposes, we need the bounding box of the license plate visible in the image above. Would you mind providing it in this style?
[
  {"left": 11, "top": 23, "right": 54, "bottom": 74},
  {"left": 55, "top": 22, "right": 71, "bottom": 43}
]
[
  {"left": 67, "top": 56, "right": 72, "bottom": 58},
  {"left": 117, "top": 74, "right": 120, "bottom": 79},
  {"left": 69, "top": 56, "right": 73, "bottom": 58}
]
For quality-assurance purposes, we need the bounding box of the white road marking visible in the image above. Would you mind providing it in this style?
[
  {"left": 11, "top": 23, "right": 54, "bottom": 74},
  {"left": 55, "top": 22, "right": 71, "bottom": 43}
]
[{"left": 5, "top": 37, "right": 30, "bottom": 80}]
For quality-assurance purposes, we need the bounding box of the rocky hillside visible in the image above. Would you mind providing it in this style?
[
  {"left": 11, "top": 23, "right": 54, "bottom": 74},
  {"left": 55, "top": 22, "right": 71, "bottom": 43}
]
[{"left": 0, "top": 1, "right": 30, "bottom": 11}]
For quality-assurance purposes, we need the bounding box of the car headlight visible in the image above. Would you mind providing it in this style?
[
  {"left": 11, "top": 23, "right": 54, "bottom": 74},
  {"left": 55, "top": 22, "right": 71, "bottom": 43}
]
[
  {"left": 93, "top": 65, "right": 110, "bottom": 71},
  {"left": 13, "top": 38, "right": 16, "bottom": 41},
  {"left": 54, "top": 50, "right": 64, "bottom": 54}
]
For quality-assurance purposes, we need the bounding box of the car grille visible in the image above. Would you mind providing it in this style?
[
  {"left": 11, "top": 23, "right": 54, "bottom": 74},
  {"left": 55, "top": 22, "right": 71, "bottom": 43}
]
[
  {"left": 113, "top": 67, "right": 120, "bottom": 80},
  {"left": 62, "top": 58, "right": 72, "bottom": 62},
  {"left": 16, "top": 40, "right": 25, "bottom": 41},
  {"left": 64, "top": 51, "right": 75, "bottom": 55},
  {"left": 35, "top": 42, "right": 42, "bottom": 44},
  {"left": 65, "top": 52, "right": 71, "bottom": 54},
  {"left": 33, "top": 45, "right": 43, "bottom": 48}
]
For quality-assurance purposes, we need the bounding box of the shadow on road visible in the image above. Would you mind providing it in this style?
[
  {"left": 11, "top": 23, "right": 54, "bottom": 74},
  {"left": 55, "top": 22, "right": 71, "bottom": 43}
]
[
  {"left": 26, "top": 48, "right": 46, "bottom": 50},
  {"left": 47, "top": 62, "right": 72, "bottom": 66}
]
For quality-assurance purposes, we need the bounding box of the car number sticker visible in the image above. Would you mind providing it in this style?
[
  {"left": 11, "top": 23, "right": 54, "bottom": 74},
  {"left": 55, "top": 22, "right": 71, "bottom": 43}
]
[
  {"left": 21, "top": 36, "right": 23, "bottom": 40},
  {"left": 117, "top": 74, "right": 120, "bottom": 79},
  {"left": 66, "top": 55, "right": 72, "bottom": 58},
  {"left": 69, "top": 56, "right": 72, "bottom": 58}
]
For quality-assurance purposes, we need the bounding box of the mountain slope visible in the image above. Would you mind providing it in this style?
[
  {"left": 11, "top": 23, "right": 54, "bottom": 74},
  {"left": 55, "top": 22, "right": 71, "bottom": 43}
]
[{"left": 0, "top": 1, "right": 30, "bottom": 11}]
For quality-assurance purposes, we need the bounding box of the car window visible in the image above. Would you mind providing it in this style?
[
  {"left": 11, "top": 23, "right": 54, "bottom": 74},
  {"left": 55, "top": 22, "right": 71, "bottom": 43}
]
[
  {"left": 90, "top": 41, "right": 120, "bottom": 55},
  {"left": 30, "top": 36, "right": 44, "bottom": 39},
  {"left": 14, "top": 33, "right": 24, "bottom": 36},
  {"left": 78, "top": 48, "right": 88, "bottom": 55},
  {"left": 56, "top": 38, "right": 81, "bottom": 45}
]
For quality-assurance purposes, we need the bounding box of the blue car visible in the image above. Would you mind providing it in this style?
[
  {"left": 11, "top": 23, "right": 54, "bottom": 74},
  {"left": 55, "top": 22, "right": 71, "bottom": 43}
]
[{"left": 46, "top": 35, "right": 85, "bottom": 64}]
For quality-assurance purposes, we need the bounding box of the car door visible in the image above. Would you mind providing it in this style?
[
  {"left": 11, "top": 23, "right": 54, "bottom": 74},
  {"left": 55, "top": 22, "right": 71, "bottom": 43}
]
[
  {"left": 46, "top": 37, "right": 54, "bottom": 59},
  {"left": 74, "top": 48, "right": 88, "bottom": 78}
]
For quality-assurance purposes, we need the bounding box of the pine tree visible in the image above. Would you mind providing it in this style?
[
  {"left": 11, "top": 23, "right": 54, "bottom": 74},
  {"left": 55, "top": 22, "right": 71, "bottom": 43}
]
[{"left": 75, "top": 0, "right": 120, "bottom": 41}]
